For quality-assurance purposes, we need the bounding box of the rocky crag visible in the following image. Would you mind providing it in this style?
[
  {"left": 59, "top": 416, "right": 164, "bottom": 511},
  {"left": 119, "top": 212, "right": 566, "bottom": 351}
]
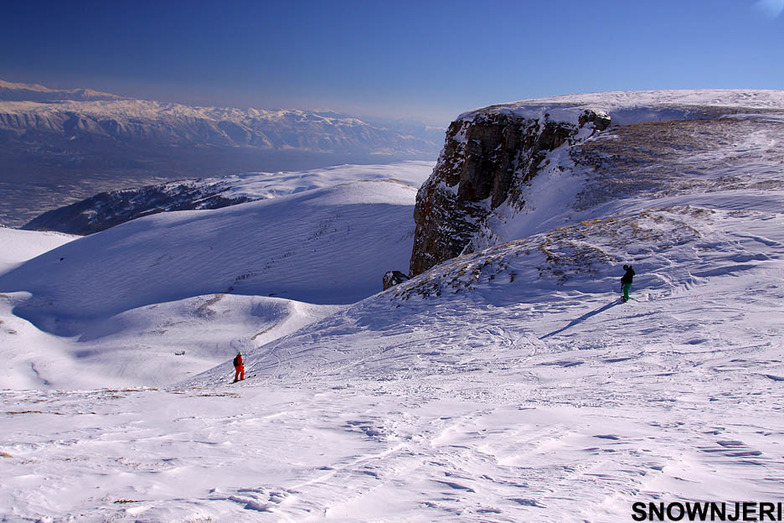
[
  {"left": 410, "top": 105, "right": 610, "bottom": 276},
  {"left": 408, "top": 91, "right": 784, "bottom": 279}
]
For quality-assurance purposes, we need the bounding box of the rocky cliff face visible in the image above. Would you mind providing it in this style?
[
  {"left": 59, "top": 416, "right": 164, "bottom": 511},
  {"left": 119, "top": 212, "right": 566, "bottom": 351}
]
[{"left": 410, "top": 107, "right": 610, "bottom": 276}]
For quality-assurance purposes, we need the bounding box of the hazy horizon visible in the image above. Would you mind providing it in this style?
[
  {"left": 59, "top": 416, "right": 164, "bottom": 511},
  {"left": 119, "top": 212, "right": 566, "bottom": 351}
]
[{"left": 3, "top": 1, "right": 783, "bottom": 125}]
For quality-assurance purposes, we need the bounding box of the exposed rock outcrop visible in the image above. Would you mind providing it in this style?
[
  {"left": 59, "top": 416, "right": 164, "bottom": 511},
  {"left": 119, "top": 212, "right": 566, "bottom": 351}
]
[
  {"left": 409, "top": 107, "right": 609, "bottom": 276},
  {"left": 22, "top": 180, "right": 254, "bottom": 235},
  {"left": 382, "top": 270, "right": 410, "bottom": 290}
]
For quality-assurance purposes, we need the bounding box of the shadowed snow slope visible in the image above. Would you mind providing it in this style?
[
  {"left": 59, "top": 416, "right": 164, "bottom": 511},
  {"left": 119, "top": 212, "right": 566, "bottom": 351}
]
[{"left": 0, "top": 179, "right": 417, "bottom": 337}]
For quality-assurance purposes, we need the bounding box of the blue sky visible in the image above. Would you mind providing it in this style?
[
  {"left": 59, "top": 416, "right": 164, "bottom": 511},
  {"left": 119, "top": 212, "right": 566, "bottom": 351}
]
[{"left": 2, "top": 0, "right": 783, "bottom": 124}]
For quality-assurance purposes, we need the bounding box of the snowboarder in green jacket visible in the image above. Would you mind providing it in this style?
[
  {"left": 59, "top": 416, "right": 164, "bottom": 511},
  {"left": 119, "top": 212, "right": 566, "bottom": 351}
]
[{"left": 621, "top": 265, "right": 635, "bottom": 302}]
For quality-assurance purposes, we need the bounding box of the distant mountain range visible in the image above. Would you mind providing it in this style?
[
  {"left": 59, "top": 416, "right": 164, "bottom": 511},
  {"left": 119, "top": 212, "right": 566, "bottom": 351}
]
[
  {"left": 0, "top": 79, "right": 124, "bottom": 102},
  {"left": 0, "top": 79, "right": 442, "bottom": 226}
]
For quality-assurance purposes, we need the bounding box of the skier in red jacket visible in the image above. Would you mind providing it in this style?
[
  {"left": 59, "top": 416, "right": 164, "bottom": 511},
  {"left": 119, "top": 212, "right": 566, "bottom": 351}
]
[{"left": 233, "top": 351, "right": 245, "bottom": 382}]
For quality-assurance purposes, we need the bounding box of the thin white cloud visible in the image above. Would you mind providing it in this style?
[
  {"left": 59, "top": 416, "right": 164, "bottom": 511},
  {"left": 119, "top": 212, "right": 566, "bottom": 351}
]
[{"left": 755, "top": 0, "right": 784, "bottom": 18}]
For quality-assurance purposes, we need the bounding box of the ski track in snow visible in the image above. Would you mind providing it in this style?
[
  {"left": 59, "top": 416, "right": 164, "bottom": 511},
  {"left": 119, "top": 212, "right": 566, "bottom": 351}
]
[{"left": 3, "top": 240, "right": 783, "bottom": 521}]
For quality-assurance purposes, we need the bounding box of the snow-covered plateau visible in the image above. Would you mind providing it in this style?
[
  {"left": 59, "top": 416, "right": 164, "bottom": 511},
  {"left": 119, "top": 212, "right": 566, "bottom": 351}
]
[{"left": 1, "top": 90, "right": 784, "bottom": 522}]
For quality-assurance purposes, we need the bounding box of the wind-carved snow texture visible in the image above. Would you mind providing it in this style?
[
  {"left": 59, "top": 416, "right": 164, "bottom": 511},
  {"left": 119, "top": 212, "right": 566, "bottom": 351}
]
[
  {"left": 574, "top": 114, "right": 784, "bottom": 211},
  {"left": 1, "top": 91, "right": 784, "bottom": 521},
  {"left": 394, "top": 206, "right": 709, "bottom": 300}
]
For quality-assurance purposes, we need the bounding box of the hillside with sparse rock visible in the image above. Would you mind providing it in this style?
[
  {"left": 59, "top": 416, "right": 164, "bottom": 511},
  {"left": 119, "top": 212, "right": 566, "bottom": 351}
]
[
  {"left": 21, "top": 178, "right": 253, "bottom": 235},
  {"left": 409, "top": 90, "right": 784, "bottom": 277}
]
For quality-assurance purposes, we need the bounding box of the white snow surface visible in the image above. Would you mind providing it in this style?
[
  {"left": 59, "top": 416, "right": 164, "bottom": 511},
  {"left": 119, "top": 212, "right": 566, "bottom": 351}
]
[
  {"left": 0, "top": 227, "right": 76, "bottom": 273},
  {"left": 460, "top": 89, "right": 784, "bottom": 126},
  {"left": 1, "top": 92, "right": 784, "bottom": 521},
  {"left": 1, "top": 178, "right": 418, "bottom": 327},
  {"left": 215, "top": 160, "right": 435, "bottom": 201}
]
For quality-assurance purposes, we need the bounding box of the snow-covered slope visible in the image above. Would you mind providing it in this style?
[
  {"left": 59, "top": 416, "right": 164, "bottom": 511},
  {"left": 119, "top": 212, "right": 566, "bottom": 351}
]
[
  {"left": 175, "top": 198, "right": 784, "bottom": 522},
  {"left": 0, "top": 227, "right": 76, "bottom": 273},
  {"left": 3, "top": 196, "right": 782, "bottom": 520},
  {"left": 1, "top": 90, "right": 783, "bottom": 522},
  {"left": 0, "top": 178, "right": 418, "bottom": 337},
  {"left": 0, "top": 167, "right": 424, "bottom": 389},
  {"left": 22, "top": 160, "right": 435, "bottom": 235}
]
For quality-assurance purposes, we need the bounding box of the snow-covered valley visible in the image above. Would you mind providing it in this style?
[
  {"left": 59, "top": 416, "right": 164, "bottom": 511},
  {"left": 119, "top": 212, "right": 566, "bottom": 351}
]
[{"left": 1, "top": 91, "right": 784, "bottom": 522}]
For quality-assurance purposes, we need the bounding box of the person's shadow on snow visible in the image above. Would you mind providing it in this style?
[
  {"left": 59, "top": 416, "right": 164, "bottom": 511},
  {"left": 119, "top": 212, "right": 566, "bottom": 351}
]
[{"left": 540, "top": 301, "right": 619, "bottom": 340}]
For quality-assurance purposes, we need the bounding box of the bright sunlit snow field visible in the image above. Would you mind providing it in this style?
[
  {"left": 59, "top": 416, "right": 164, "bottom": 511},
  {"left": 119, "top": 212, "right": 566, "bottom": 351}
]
[{"left": 1, "top": 93, "right": 784, "bottom": 522}]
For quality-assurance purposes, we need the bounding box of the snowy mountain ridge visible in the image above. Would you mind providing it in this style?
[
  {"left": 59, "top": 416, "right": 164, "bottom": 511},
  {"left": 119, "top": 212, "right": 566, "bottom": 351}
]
[
  {"left": 22, "top": 161, "right": 435, "bottom": 235},
  {"left": 0, "top": 97, "right": 436, "bottom": 153},
  {"left": 0, "top": 79, "right": 124, "bottom": 102},
  {"left": 1, "top": 90, "right": 783, "bottom": 521},
  {"left": 0, "top": 79, "right": 441, "bottom": 227},
  {"left": 0, "top": 77, "right": 441, "bottom": 155}
]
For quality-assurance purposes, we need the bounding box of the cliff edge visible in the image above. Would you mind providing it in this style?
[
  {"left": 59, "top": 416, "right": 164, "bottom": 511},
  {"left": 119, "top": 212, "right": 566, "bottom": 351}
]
[
  {"left": 410, "top": 103, "right": 609, "bottom": 276},
  {"left": 409, "top": 90, "right": 784, "bottom": 277}
]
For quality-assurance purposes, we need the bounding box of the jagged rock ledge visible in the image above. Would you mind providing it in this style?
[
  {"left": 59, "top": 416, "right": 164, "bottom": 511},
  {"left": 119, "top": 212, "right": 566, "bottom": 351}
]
[
  {"left": 409, "top": 104, "right": 610, "bottom": 276},
  {"left": 408, "top": 90, "right": 784, "bottom": 279}
]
